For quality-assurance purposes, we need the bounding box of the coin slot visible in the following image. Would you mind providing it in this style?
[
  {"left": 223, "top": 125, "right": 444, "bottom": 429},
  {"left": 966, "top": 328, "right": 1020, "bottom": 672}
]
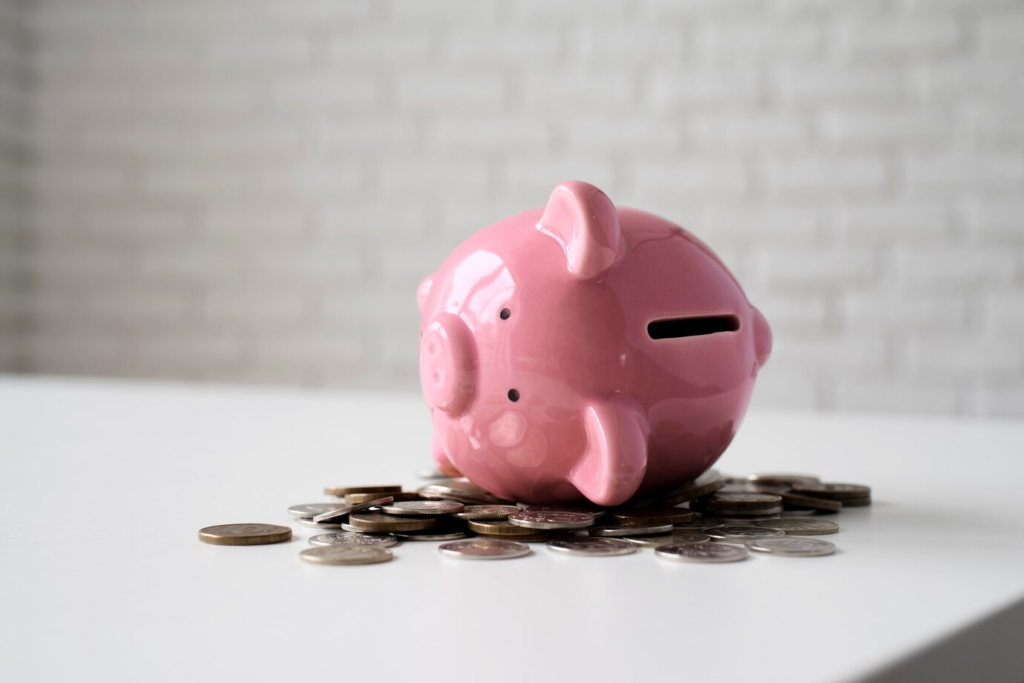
[{"left": 647, "top": 315, "right": 740, "bottom": 340}]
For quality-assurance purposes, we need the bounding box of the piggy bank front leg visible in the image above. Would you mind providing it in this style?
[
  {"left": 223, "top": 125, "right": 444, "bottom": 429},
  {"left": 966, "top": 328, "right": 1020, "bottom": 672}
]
[{"left": 568, "top": 396, "right": 649, "bottom": 507}]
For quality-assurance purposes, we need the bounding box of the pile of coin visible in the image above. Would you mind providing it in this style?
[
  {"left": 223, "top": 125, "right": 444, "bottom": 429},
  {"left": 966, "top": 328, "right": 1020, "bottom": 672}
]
[{"left": 199, "top": 469, "right": 871, "bottom": 565}]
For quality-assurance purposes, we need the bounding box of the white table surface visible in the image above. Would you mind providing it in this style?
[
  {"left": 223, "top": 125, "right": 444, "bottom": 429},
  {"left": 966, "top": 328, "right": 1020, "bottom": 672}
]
[{"left": 1, "top": 376, "right": 1023, "bottom": 683}]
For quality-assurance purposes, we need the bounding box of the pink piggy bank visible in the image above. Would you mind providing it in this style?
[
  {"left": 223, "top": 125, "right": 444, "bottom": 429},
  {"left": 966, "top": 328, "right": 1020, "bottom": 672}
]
[{"left": 417, "top": 181, "right": 771, "bottom": 507}]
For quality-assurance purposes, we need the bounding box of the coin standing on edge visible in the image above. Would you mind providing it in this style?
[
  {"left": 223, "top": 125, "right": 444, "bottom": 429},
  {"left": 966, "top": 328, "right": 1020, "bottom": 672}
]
[
  {"left": 299, "top": 545, "right": 394, "bottom": 565},
  {"left": 438, "top": 539, "right": 531, "bottom": 560},
  {"left": 198, "top": 524, "right": 292, "bottom": 546},
  {"left": 655, "top": 543, "right": 749, "bottom": 563},
  {"left": 745, "top": 537, "right": 836, "bottom": 557},
  {"left": 547, "top": 538, "right": 637, "bottom": 557}
]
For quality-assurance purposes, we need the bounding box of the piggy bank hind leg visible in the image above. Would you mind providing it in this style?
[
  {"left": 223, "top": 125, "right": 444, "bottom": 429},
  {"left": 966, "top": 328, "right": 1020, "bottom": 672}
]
[{"left": 431, "top": 431, "right": 462, "bottom": 478}]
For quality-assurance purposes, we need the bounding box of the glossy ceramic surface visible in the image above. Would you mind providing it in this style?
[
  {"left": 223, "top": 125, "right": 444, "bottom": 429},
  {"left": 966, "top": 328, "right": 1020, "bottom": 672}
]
[{"left": 418, "top": 181, "right": 771, "bottom": 506}]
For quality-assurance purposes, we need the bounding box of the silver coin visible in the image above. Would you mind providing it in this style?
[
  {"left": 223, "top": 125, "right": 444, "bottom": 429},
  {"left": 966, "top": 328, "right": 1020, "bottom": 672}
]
[
  {"left": 655, "top": 543, "right": 748, "bottom": 563},
  {"left": 312, "top": 496, "right": 395, "bottom": 523},
  {"left": 455, "top": 504, "right": 521, "bottom": 520},
  {"left": 308, "top": 532, "right": 398, "bottom": 548},
  {"left": 705, "top": 525, "right": 785, "bottom": 541},
  {"left": 791, "top": 482, "right": 871, "bottom": 499},
  {"left": 288, "top": 502, "right": 351, "bottom": 519},
  {"left": 589, "top": 523, "right": 674, "bottom": 537},
  {"left": 298, "top": 518, "right": 347, "bottom": 529},
  {"left": 507, "top": 510, "right": 595, "bottom": 530},
  {"left": 546, "top": 538, "right": 637, "bottom": 556},
  {"left": 674, "top": 518, "right": 728, "bottom": 530},
  {"left": 416, "top": 467, "right": 447, "bottom": 479},
  {"left": 381, "top": 500, "right": 465, "bottom": 516},
  {"left": 704, "top": 492, "right": 783, "bottom": 510},
  {"left": 395, "top": 530, "right": 468, "bottom": 542},
  {"left": 622, "top": 531, "right": 710, "bottom": 548},
  {"left": 418, "top": 480, "right": 509, "bottom": 505},
  {"left": 701, "top": 512, "right": 782, "bottom": 524},
  {"left": 718, "top": 480, "right": 789, "bottom": 495},
  {"left": 299, "top": 545, "right": 393, "bottom": 565},
  {"left": 438, "top": 539, "right": 531, "bottom": 560},
  {"left": 704, "top": 505, "right": 784, "bottom": 517},
  {"left": 745, "top": 537, "right": 836, "bottom": 557},
  {"left": 754, "top": 519, "right": 839, "bottom": 535}
]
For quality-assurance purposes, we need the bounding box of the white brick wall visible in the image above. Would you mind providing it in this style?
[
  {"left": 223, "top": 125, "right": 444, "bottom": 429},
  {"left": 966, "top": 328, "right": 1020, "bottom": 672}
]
[
  {"left": 8, "top": 0, "right": 1024, "bottom": 417},
  {"left": 0, "top": 0, "right": 28, "bottom": 371}
]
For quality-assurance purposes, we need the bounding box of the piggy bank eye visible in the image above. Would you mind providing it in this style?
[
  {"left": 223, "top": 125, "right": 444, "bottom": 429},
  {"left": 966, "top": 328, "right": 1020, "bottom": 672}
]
[
  {"left": 500, "top": 308, "right": 511, "bottom": 320},
  {"left": 507, "top": 389, "right": 520, "bottom": 402}
]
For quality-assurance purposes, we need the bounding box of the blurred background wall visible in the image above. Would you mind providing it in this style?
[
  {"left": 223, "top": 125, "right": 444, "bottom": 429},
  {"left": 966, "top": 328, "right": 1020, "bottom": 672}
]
[
  {"left": 0, "top": 0, "right": 29, "bottom": 372},
  {"left": 1, "top": 0, "right": 1022, "bottom": 415}
]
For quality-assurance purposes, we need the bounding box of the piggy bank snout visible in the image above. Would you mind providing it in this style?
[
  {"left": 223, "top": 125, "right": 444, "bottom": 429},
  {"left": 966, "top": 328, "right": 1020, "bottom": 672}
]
[{"left": 420, "top": 313, "right": 478, "bottom": 416}]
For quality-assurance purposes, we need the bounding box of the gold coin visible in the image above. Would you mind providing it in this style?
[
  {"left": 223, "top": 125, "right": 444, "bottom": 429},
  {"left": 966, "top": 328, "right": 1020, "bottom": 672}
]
[
  {"left": 344, "top": 491, "right": 406, "bottom": 505},
  {"left": 475, "top": 532, "right": 568, "bottom": 542},
  {"left": 198, "top": 523, "right": 292, "bottom": 546},
  {"left": 609, "top": 507, "right": 695, "bottom": 525},
  {"left": 324, "top": 485, "right": 402, "bottom": 497},
  {"left": 467, "top": 519, "right": 552, "bottom": 537},
  {"left": 646, "top": 469, "right": 725, "bottom": 506},
  {"left": 347, "top": 512, "right": 439, "bottom": 533},
  {"left": 388, "top": 492, "right": 424, "bottom": 503},
  {"left": 780, "top": 492, "right": 842, "bottom": 512}
]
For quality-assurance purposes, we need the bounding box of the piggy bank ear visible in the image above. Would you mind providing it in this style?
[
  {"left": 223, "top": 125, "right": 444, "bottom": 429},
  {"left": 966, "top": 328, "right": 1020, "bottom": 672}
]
[
  {"left": 752, "top": 306, "right": 772, "bottom": 368},
  {"left": 538, "top": 181, "right": 624, "bottom": 282},
  {"left": 417, "top": 274, "right": 434, "bottom": 314}
]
